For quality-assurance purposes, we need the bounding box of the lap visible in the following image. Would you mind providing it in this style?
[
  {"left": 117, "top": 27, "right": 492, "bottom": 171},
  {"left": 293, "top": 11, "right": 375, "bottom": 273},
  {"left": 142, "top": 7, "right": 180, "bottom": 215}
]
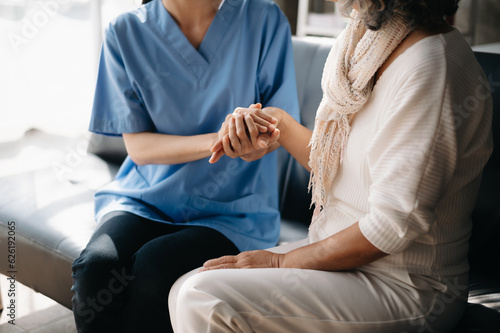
[
  {"left": 130, "top": 223, "right": 239, "bottom": 286},
  {"left": 168, "top": 239, "right": 309, "bottom": 321},
  {"left": 171, "top": 239, "right": 466, "bottom": 333},
  {"left": 73, "top": 211, "right": 239, "bottom": 282},
  {"left": 71, "top": 211, "right": 164, "bottom": 278},
  {"left": 184, "top": 269, "right": 424, "bottom": 328}
]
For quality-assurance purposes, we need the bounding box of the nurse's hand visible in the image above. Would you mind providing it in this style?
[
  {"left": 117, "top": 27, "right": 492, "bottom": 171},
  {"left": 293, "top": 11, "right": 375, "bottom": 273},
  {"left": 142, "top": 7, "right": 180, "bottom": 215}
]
[
  {"left": 212, "top": 115, "right": 279, "bottom": 162},
  {"left": 233, "top": 113, "right": 278, "bottom": 158},
  {"left": 209, "top": 104, "right": 278, "bottom": 163},
  {"left": 200, "top": 250, "right": 284, "bottom": 271}
]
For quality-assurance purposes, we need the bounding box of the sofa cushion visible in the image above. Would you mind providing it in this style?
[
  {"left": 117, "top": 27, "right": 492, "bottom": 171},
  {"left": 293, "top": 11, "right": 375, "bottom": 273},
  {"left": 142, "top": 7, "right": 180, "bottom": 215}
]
[{"left": 0, "top": 130, "right": 115, "bottom": 308}]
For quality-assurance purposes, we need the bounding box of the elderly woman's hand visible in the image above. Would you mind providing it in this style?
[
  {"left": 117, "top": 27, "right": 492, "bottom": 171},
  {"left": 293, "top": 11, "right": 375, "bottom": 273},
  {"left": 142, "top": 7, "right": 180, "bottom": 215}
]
[
  {"left": 233, "top": 106, "right": 285, "bottom": 130},
  {"left": 200, "top": 250, "right": 285, "bottom": 271}
]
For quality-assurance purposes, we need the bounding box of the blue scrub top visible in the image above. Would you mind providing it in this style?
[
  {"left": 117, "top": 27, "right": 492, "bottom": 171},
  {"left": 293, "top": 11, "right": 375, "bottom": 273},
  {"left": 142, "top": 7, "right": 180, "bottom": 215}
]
[{"left": 89, "top": 0, "right": 300, "bottom": 251}]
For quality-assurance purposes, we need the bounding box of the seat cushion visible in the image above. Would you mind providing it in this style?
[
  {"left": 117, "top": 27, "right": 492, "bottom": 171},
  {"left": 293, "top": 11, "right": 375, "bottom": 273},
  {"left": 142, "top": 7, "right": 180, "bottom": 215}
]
[
  {"left": 0, "top": 130, "right": 116, "bottom": 308},
  {"left": 452, "top": 271, "right": 500, "bottom": 332}
]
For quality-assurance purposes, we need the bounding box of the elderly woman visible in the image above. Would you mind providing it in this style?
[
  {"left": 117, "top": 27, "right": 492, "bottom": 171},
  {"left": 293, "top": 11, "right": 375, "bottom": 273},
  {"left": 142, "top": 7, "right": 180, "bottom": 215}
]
[{"left": 169, "top": 0, "right": 493, "bottom": 332}]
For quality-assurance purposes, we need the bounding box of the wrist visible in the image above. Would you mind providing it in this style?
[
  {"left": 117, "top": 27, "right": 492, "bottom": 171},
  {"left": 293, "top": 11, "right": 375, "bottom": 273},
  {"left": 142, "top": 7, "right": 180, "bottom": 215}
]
[
  {"left": 276, "top": 110, "right": 290, "bottom": 143},
  {"left": 275, "top": 252, "right": 287, "bottom": 268},
  {"left": 206, "top": 132, "right": 220, "bottom": 152}
]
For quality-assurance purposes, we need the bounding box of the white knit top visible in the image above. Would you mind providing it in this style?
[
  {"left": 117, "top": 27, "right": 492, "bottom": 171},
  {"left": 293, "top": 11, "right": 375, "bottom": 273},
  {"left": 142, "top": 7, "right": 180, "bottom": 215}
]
[{"left": 308, "top": 29, "right": 493, "bottom": 277}]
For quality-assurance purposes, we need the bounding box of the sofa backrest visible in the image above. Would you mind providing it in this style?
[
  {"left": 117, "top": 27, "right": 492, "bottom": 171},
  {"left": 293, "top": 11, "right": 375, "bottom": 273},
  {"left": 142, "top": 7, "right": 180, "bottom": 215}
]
[
  {"left": 469, "top": 51, "right": 500, "bottom": 276},
  {"left": 278, "top": 37, "right": 333, "bottom": 223}
]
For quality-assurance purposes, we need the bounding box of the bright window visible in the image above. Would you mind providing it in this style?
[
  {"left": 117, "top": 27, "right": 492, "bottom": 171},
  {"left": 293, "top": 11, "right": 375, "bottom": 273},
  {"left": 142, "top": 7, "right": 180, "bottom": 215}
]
[{"left": 0, "top": 0, "right": 140, "bottom": 142}]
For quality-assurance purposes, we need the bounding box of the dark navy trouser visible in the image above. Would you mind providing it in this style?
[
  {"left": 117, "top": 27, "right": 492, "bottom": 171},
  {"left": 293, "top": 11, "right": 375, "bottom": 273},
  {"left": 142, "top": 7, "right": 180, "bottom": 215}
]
[{"left": 71, "top": 211, "right": 239, "bottom": 333}]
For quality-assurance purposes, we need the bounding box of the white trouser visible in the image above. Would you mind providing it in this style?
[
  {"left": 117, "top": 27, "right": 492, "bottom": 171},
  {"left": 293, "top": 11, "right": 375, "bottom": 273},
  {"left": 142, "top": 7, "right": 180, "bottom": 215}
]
[{"left": 169, "top": 239, "right": 468, "bottom": 333}]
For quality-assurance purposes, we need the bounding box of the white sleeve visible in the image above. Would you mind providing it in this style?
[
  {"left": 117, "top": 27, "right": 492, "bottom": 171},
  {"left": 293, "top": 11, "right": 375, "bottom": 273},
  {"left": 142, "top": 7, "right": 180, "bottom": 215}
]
[{"left": 358, "top": 55, "right": 457, "bottom": 254}]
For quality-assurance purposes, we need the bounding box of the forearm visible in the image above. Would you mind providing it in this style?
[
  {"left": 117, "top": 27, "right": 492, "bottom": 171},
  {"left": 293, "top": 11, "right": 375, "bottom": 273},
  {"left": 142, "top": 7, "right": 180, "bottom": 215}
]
[
  {"left": 279, "top": 222, "right": 387, "bottom": 271},
  {"left": 277, "top": 110, "right": 313, "bottom": 171},
  {"left": 123, "top": 132, "right": 218, "bottom": 165}
]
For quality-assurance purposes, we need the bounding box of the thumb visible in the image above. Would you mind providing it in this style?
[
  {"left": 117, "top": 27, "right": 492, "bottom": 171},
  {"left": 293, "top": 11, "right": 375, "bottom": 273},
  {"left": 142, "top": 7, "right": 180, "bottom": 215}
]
[
  {"left": 257, "top": 133, "right": 270, "bottom": 148},
  {"left": 249, "top": 103, "right": 262, "bottom": 109}
]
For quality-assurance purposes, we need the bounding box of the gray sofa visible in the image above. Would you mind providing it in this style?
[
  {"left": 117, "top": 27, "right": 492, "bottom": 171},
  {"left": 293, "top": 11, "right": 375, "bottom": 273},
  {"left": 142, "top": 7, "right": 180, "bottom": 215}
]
[{"left": 1, "top": 37, "right": 499, "bottom": 332}]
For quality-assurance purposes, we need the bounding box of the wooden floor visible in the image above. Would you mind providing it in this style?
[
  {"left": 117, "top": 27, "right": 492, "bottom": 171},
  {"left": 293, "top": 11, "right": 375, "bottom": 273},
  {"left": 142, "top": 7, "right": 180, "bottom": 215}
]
[{"left": 0, "top": 274, "right": 76, "bottom": 333}]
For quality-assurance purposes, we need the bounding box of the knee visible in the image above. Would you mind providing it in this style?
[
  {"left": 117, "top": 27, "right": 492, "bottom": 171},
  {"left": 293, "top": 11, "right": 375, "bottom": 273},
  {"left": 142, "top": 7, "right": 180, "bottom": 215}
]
[
  {"left": 72, "top": 232, "right": 125, "bottom": 279},
  {"left": 71, "top": 247, "right": 132, "bottom": 299},
  {"left": 176, "top": 271, "right": 229, "bottom": 314},
  {"left": 175, "top": 273, "right": 219, "bottom": 327},
  {"left": 175, "top": 272, "right": 254, "bottom": 332},
  {"left": 179, "top": 271, "right": 215, "bottom": 294},
  {"left": 71, "top": 253, "right": 135, "bottom": 324}
]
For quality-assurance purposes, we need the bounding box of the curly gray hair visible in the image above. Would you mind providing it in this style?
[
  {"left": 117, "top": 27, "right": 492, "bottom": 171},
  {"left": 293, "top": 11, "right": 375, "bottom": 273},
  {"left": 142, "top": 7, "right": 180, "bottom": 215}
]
[{"left": 337, "top": 0, "right": 460, "bottom": 31}]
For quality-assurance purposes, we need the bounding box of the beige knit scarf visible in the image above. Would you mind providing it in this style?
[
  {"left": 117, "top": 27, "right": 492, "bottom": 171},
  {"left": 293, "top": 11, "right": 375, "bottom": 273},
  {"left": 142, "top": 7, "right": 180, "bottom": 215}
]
[{"left": 308, "top": 10, "right": 411, "bottom": 219}]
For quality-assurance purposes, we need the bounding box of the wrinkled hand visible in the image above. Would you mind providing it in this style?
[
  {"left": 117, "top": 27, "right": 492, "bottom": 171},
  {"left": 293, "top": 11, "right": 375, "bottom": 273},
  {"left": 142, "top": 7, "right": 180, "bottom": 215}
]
[
  {"left": 209, "top": 104, "right": 279, "bottom": 163},
  {"left": 233, "top": 106, "right": 284, "bottom": 130},
  {"left": 200, "top": 250, "right": 284, "bottom": 271}
]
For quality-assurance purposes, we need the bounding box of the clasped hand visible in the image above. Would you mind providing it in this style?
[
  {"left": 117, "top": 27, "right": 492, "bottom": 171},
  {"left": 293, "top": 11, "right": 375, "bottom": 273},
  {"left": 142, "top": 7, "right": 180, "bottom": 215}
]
[{"left": 209, "top": 104, "right": 280, "bottom": 163}]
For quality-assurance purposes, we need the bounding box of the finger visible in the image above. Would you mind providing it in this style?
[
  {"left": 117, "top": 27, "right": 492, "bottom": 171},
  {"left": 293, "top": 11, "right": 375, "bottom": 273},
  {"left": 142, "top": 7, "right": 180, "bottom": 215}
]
[
  {"left": 255, "top": 123, "right": 268, "bottom": 133},
  {"left": 204, "top": 255, "right": 237, "bottom": 268},
  {"left": 199, "top": 263, "right": 236, "bottom": 272},
  {"left": 248, "top": 103, "right": 262, "bottom": 109},
  {"left": 250, "top": 116, "right": 275, "bottom": 132},
  {"left": 222, "top": 135, "right": 236, "bottom": 158},
  {"left": 233, "top": 104, "right": 261, "bottom": 116},
  {"left": 210, "top": 138, "right": 223, "bottom": 153},
  {"left": 257, "top": 133, "right": 271, "bottom": 149},
  {"left": 217, "top": 115, "right": 233, "bottom": 138},
  {"left": 235, "top": 115, "right": 253, "bottom": 152},
  {"left": 258, "top": 129, "right": 279, "bottom": 149},
  {"left": 244, "top": 114, "right": 260, "bottom": 147},
  {"left": 249, "top": 113, "right": 276, "bottom": 132},
  {"left": 235, "top": 114, "right": 249, "bottom": 141},
  {"left": 254, "top": 109, "right": 277, "bottom": 124},
  {"left": 241, "top": 111, "right": 266, "bottom": 132},
  {"left": 228, "top": 118, "right": 242, "bottom": 152},
  {"left": 219, "top": 116, "right": 232, "bottom": 134},
  {"left": 209, "top": 149, "right": 224, "bottom": 164},
  {"left": 269, "top": 128, "right": 280, "bottom": 145},
  {"left": 232, "top": 107, "right": 245, "bottom": 115}
]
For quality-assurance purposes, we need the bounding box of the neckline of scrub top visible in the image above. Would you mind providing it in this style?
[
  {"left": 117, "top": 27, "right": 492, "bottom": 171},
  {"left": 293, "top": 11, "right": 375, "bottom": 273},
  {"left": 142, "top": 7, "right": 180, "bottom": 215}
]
[{"left": 150, "top": 0, "right": 241, "bottom": 68}]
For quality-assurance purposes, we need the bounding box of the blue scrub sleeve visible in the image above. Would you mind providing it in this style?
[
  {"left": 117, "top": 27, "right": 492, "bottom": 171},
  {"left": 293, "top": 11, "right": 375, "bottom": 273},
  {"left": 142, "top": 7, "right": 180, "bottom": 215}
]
[
  {"left": 89, "top": 25, "right": 155, "bottom": 136},
  {"left": 257, "top": 12, "right": 300, "bottom": 122}
]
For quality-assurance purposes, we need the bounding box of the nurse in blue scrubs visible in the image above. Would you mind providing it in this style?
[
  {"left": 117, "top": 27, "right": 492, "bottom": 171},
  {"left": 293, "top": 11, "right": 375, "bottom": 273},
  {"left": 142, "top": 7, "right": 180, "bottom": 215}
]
[{"left": 70, "top": 0, "right": 299, "bottom": 332}]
